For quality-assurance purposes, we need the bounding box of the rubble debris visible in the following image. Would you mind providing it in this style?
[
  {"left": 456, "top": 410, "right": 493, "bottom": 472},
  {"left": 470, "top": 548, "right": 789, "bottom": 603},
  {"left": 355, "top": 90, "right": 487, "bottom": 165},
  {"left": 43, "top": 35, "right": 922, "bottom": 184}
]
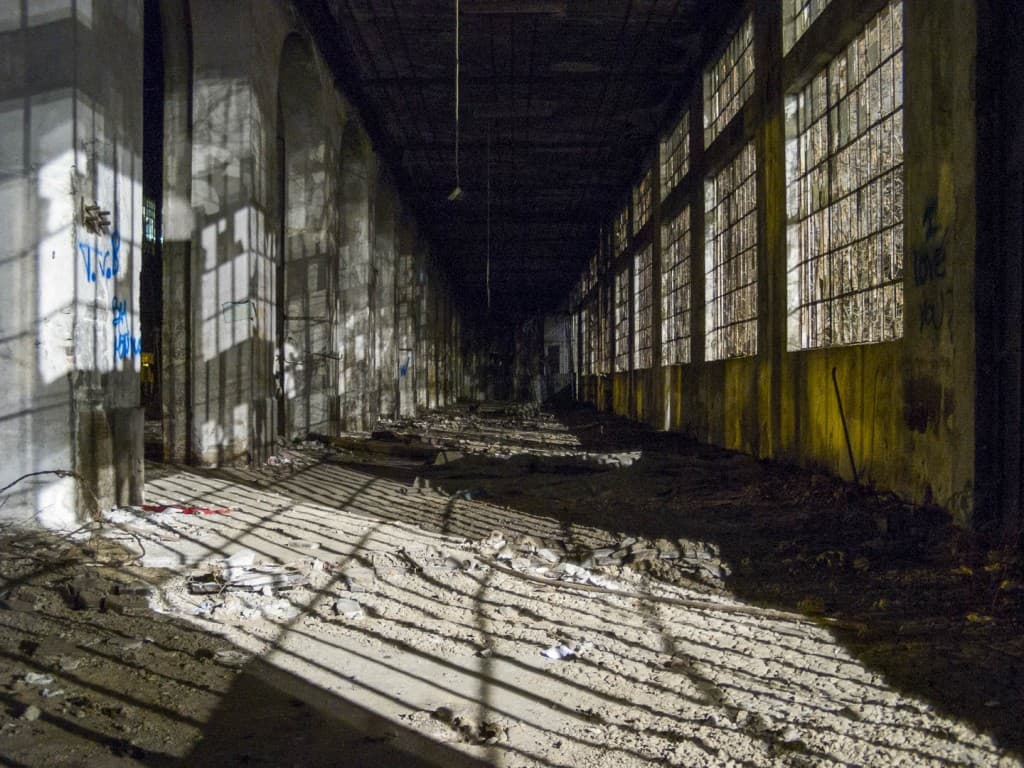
[
  {"left": 401, "top": 545, "right": 484, "bottom": 576},
  {"left": 342, "top": 566, "right": 376, "bottom": 593},
  {"left": 186, "top": 551, "right": 310, "bottom": 595},
  {"left": 213, "top": 649, "right": 250, "bottom": 667},
  {"left": 333, "top": 598, "right": 364, "bottom": 620},
  {"left": 20, "top": 704, "right": 42, "bottom": 721},
  {"left": 325, "top": 434, "right": 439, "bottom": 461},
  {"left": 222, "top": 565, "right": 308, "bottom": 592},
  {"left": 63, "top": 574, "right": 151, "bottom": 615},
  {"left": 426, "top": 705, "right": 510, "bottom": 745},
  {"left": 542, "top": 644, "right": 576, "bottom": 660},
  {"left": 141, "top": 503, "right": 231, "bottom": 515}
]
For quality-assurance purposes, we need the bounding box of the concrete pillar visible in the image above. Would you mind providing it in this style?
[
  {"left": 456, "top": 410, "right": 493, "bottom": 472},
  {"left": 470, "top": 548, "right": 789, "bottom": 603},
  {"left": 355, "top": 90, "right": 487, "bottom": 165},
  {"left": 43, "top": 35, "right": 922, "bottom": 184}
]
[
  {"left": 160, "top": 0, "right": 193, "bottom": 464},
  {"left": 374, "top": 182, "right": 397, "bottom": 420},
  {"left": 0, "top": 1, "right": 145, "bottom": 526},
  {"left": 903, "top": 0, "right": 977, "bottom": 521}
]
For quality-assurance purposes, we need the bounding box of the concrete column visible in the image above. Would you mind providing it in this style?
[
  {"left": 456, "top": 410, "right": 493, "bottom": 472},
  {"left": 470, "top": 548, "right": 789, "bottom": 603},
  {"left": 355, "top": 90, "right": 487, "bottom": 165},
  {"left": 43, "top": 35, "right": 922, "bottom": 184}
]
[
  {"left": 374, "top": 182, "right": 397, "bottom": 419},
  {"left": 755, "top": 0, "right": 786, "bottom": 459},
  {"left": 160, "top": 0, "right": 193, "bottom": 464},
  {"left": 903, "top": 0, "right": 977, "bottom": 521},
  {"left": 0, "top": 1, "right": 145, "bottom": 526}
]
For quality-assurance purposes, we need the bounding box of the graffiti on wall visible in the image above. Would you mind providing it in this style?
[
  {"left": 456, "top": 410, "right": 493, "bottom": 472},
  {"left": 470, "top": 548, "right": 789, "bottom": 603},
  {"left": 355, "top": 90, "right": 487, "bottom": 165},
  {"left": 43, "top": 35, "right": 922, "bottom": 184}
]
[
  {"left": 912, "top": 199, "right": 953, "bottom": 343},
  {"left": 79, "top": 230, "right": 121, "bottom": 283},
  {"left": 112, "top": 295, "right": 142, "bottom": 360},
  {"left": 78, "top": 221, "right": 141, "bottom": 361}
]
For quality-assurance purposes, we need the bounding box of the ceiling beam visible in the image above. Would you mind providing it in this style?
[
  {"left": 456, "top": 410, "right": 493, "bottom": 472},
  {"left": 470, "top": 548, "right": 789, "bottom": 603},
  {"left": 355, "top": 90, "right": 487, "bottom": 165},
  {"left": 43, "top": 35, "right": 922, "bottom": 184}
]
[{"left": 460, "top": 0, "right": 567, "bottom": 16}]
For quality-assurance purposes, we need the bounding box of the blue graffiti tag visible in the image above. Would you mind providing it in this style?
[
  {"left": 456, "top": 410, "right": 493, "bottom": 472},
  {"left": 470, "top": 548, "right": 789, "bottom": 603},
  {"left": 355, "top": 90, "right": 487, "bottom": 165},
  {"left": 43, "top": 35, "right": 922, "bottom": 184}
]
[
  {"left": 112, "top": 295, "right": 142, "bottom": 360},
  {"left": 79, "top": 231, "right": 121, "bottom": 282},
  {"left": 399, "top": 353, "right": 411, "bottom": 377}
]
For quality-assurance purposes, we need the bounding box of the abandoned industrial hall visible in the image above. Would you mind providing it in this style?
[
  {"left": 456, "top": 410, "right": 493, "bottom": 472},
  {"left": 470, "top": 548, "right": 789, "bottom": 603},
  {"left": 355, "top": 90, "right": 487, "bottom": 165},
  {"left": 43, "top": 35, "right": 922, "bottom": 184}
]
[{"left": 1, "top": 0, "right": 1023, "bottom": 765}]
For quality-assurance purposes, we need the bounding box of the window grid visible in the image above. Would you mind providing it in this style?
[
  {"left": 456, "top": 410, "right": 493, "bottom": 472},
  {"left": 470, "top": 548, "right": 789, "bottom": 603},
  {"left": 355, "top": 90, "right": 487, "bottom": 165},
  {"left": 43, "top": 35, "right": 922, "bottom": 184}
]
[
  {"left": 143, "top": 197, "right": 157, "bottom": 242},
  {"left": 613, "top": 205, "right": 630, "bottom": 256},
  {"left": 633, "top": 169, "right": 654, "bottom": 232},
  {"left": 614, "top": 266, "right": 631, "bottom": 372},
  {"left": 703, "top": 14, "right": 755, "bottom": 148},
  {"left": 633, "top": 245, "right": 654, "bottom": 369},
  {"left": 661, "top": 205, "right": 692, "bottom": 365},
  {"left": 586, "top": 251, "right": 599, "bottom": 296},
  {"left": 578, "top": 307, "right": 589, "bottom": 374},
  {"left": 598, "top": 288, "right": 611, "bottom": 374},
  {"left": 786, "top": 0, "right": 904, "bottom": 350},
  {"left": 705, "top": 142, "right": 758, "bottom": 361},
  {"left": 783, "top": 0, "right": 833, "bottom": 55},
  {"left": 585, "top": 302, "right": 599, "bottom": 375},
  {"left": 660, "top": 110, "right": 690, "bottom": 200}
]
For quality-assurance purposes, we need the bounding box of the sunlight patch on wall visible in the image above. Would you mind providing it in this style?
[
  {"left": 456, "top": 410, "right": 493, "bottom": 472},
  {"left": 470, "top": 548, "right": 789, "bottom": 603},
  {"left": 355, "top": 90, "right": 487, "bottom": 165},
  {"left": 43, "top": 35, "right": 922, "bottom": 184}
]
[{"left": 202, "top": 249, "right": 253, "bottom": 362}]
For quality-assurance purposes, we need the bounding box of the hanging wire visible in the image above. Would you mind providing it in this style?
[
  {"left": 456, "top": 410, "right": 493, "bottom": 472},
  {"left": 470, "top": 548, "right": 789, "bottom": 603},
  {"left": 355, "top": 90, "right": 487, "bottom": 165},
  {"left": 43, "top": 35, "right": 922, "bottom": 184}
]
[
  {"left": 486, "top": 130, "right": 491, "bottom": 312},
  {"left": 452, "top": 0, "right": 461, "bottom": 193}
]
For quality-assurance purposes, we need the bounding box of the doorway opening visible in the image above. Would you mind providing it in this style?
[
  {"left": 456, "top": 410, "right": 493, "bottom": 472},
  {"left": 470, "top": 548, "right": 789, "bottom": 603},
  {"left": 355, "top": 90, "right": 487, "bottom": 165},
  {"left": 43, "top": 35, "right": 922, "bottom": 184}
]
[{"left": 141, "top": 0, "right": 165, "bottom": 459}]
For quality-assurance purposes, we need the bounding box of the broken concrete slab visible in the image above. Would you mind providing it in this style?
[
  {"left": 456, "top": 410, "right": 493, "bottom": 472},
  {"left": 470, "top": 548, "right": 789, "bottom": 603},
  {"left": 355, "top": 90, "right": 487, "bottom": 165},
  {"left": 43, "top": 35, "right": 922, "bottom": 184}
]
[{"left": 342, "top": 566, "right": 376, "bottom": 593}]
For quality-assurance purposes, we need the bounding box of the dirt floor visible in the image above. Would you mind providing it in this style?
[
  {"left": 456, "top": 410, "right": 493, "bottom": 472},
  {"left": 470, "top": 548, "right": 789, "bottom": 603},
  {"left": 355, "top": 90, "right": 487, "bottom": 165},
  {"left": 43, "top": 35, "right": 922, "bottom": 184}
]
[{"left": 0, "top": 403, "right": 1022, "bottom": 767}]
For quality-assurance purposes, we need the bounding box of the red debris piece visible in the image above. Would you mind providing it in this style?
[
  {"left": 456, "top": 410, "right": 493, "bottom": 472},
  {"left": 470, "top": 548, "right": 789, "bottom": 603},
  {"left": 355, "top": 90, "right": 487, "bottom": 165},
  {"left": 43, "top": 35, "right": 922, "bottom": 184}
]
[{"left": 141, "top": 504, "right": 231, "bottom": 515}]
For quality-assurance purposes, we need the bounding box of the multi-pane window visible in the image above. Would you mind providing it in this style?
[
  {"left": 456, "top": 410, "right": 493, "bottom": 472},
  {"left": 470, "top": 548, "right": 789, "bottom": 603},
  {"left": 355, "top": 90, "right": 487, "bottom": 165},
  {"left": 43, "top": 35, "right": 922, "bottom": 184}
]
[
  {"left": 614, "top": 266, "right": 631, "bottom": 372},
  {"left": 660, "top": 110, "right": 690, "bottom": 200},
  {"left": 704, "top": 14, "right": 755, "bottom": 148},
  {"left": 633, "top": 169, "right": 654, "bottom": 232},
  {"left": 578, "top": 307, "right": 590, "bottom": 374},
  {"left": 633, "top": 245, "right": 654, "bottom": 369},
  {"left": 584, "top": 251, "right": 599, "bottom": 297},
  {"left": 786, "top": 0, "right": 904, "bottom": 349},
  {"left": 662, "top": 206, "right": 692, "bottom": 365},
  {"left": 143, "top": 197, "right": 157, "bottom": 242},
  {"left": 705, "top": 142, "right": 758, "bottom": 360},
  {"left": 597, "top": 288, "right": 610, "bottom": 374},
  {"left": 586, "top": 302, "right": 599, "bottom": 375},
  {"left": 613, "top": 205, "right": 630, "bottom": 256},
  {"left": 783, "top": 0, "right": 833, "bottom": 54}
]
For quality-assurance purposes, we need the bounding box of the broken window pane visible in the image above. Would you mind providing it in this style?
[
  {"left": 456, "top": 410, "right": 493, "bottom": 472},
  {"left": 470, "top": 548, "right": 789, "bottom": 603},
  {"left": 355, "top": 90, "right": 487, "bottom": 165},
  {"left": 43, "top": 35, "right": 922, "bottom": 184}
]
[
  {"left": 703, "top": 15, "right": 755, "bottom": 148},
  {"left": 613, "top": 205, "right": 630, "bottom": 257},
  {"left": 661, "top": 206, "right": 692, "bottom": 365},
  {"left": 783, "top": 0, "right": 834, "bottom": 54},
  {"left": 633, "top": 245, "right": 654, "bottom": 369},
  {"left": 633, "top": 169, "right": 655, "bottom": 232},
  {"left": 705, "top": 142, "right": 758, "bottom": 361},
  {"left": 614, "top": 266, "right": 630, "bottom": 372},
  {"left": 785, "top": 0, "right": 904, "bottom": 351},
  {"left": 660, "top": 109, "right": 690, "bottom": 200}
]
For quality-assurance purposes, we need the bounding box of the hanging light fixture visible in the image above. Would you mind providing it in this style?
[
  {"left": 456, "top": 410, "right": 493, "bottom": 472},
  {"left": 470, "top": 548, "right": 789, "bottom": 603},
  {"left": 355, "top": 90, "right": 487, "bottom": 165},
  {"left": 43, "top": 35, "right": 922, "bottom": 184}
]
[{"left": 448, "top": 0, "right": 464, "bottom": 201}]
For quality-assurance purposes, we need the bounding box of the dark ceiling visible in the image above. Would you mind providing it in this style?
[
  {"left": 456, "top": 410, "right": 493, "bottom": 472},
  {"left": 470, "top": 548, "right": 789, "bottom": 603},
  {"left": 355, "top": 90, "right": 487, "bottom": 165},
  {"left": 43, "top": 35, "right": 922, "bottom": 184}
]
[{"left": 296, "top": 0, "right": 742, "bottom": 323}]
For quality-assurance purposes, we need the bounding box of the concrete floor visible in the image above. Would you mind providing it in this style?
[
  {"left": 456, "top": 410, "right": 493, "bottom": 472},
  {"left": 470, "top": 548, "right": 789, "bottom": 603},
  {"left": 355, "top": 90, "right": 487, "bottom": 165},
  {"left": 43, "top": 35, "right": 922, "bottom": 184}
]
[{"left": 1, "top": 406, "right": 1021, "bottom": 767}]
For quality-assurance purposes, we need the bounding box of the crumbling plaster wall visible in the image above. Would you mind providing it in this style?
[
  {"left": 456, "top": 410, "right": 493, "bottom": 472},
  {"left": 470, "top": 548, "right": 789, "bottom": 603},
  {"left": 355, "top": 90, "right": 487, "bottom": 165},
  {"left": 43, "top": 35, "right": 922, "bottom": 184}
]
[
  {"left": 183, "top": 0, "right": 468, "bottom": 456},
  {"left": 0, "top": 0, "right": 472, "bottom": 526},
  {"left": 0, "top": 1, "right": 145, "bottom": 527},
  {"left": 577, "top": 0, "right": 979, "bottom": 522}
]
